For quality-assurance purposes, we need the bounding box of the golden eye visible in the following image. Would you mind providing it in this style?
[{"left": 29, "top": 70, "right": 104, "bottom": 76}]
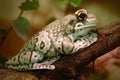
[
  {"left": 78, "top": 13, "right": 87, "bottom": 21},
  {"left": 75, "top": 9, "right": 87, "bottom": 21}
]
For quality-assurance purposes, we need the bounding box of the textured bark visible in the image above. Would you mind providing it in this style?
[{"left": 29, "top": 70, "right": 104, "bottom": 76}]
[
  {"left": 0, "top": 69, "right": 38, "bottom": 80},
  {"left": 0, "top": 24, "right": 120, "bottom": 80}
]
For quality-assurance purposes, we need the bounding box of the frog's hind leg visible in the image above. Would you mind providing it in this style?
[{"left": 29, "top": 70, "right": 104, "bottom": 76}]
[
  {"left": 5, "top": 63, "right": 55, "bottom": 71},
  {"left": 5, "top": 55, "right": 61, "bottom": 71},
  {"left": 5, "top": 51, "right": 44, "bottom": 70}
]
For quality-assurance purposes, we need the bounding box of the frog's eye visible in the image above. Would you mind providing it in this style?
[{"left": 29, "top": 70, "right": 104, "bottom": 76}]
[
  {"left": 75, "top": 9, "right": 87, "bottom": 21},
  {"left": 78, "top": 13, "right": 87, "bottom": 21}
]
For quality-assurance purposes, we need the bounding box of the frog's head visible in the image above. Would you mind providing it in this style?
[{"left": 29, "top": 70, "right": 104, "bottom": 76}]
[
  {"left": 64, "top": 9, "right": 97, "bottom": 36},
  {"left": 74, "top": 9, "right": 97, "bottom": 36}
]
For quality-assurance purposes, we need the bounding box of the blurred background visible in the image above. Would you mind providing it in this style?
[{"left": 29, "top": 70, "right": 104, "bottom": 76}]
[{"left": 0, "top": 0, "right": 120, "bottom": 80}]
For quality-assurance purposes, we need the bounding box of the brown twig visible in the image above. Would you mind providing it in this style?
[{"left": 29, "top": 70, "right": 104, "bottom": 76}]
[
  {"left": 0, "top": 26, "right": 12, "bottom": 47},
  {"left": 18, "top": 10, "right": 24, "bottom": 18}
]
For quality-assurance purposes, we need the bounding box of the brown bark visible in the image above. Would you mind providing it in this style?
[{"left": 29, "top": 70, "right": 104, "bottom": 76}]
[{"left": 0, "top": 24, "right": 120, "bottom": 80}]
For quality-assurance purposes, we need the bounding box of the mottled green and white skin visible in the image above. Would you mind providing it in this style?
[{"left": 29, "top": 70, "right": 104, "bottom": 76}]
[{"left": 5, "top": 9, "right": 98, "bottom": 71}]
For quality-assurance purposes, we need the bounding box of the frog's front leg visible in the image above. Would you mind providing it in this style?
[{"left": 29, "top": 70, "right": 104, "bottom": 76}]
[
  {"left": 5, "top": 50, "right": 60, "bottom": 71},
  {"left": 55, "top": 32, "right": 98, "bottom": 55},
  {"left": 71, "top": 32, "right": 98, "bottom": 53}
]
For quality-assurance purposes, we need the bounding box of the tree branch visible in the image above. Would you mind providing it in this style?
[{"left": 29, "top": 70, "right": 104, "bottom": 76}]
[
  {"left": 38, "top": 24, "right": 120, "bottom": 79},
  {"left": 0, "top": 24, "right": 120, "bottom": 80}
]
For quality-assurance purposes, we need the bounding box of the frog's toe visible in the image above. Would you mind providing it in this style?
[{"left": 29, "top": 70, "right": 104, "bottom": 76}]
[
  {"left": 5, "top": 63, "right": 55, "bottom": 71},
  {"left": 32, "top": 63, "right": 55, "bottom": 70}
]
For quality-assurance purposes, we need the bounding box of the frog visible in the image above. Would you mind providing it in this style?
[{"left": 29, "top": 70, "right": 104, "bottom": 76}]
[{"left": 5, "top": 9, "right": 98, "bottom": 71}]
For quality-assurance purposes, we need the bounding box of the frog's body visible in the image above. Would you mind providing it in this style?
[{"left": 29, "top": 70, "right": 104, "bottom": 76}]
[{"left": 5, "top": 9, "right": 98, "bottom": 71}]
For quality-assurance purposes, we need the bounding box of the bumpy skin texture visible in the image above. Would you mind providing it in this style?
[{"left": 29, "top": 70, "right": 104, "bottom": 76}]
[{"left": 5, "top": 9, "right": 98, "bottom": 71}]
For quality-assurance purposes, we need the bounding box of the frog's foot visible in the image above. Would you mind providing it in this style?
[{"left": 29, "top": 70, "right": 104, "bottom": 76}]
[
  {"left": 6, "top": 63, "right": 55, "bottom": 71},
  {"left": 31, "top": 63, "right": 55, "bottom": 70},
  {"left": 30, "top": 55, "right": 61, "bottom": 70}
]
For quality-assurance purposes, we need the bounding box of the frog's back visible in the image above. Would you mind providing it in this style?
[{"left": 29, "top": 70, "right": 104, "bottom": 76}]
[{"left": 19, "top": 19, "right": 65, "bottom": 57}]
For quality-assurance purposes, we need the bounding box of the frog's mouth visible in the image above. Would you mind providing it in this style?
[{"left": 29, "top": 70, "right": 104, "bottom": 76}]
[
  {"left": 74, "top": 21, "right": 97, "bottom": 36},
  {"left": 75, "top": 22, "right": 97, "bottom": 30}
]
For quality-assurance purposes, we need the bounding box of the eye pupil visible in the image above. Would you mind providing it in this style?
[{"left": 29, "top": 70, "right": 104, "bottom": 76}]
[{"left": 79, "top": 13, "right": 87, "bottom": 20}]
